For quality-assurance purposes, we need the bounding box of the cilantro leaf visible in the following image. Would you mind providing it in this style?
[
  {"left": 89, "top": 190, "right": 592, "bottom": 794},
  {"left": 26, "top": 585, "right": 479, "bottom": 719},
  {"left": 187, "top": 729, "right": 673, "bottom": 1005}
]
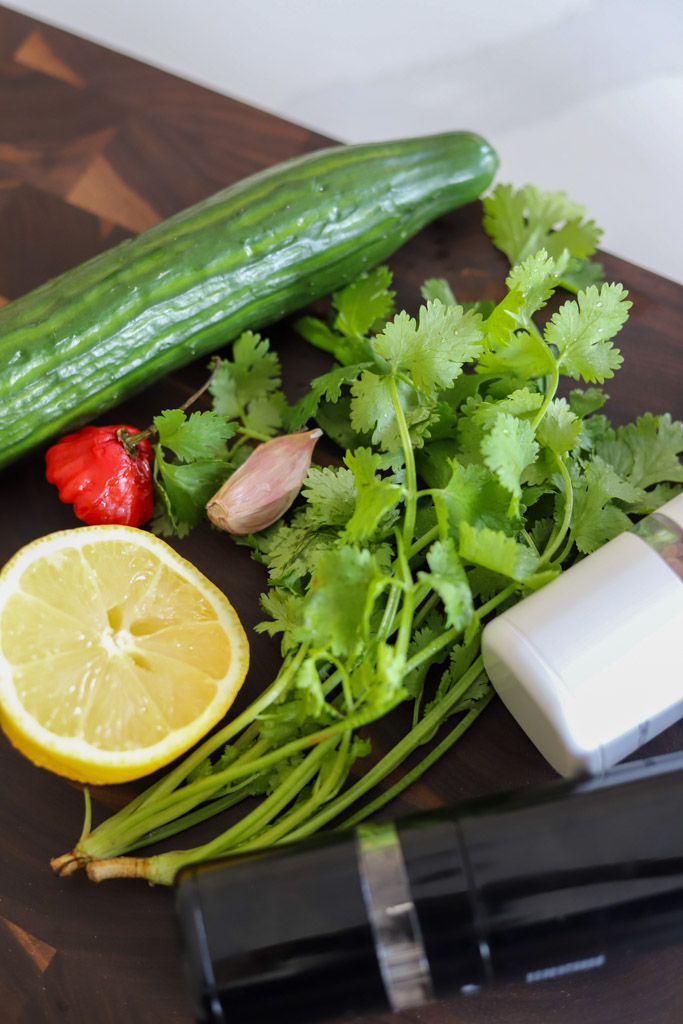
[
  {"left": 471, "top": 387, "right": 543, "bottom": 429},
  {"left": 481, "top": 412, "right": 539, "bottom": 506},
  {"left": 438, "top": 461, "right": 515, "bottom": 535},
  {"left": 561, "top": 255, "right": 605, "bottom": 294},
  {"left": 256, "top": 513, "right": 340, "bottom": 581},
  {"left": 404, "top": 618, "right": 448, "bottom": 699},
  {"left": 545, "top": 283, "right": 630, "bottom": 383},
  {"left": 294, "top": 316, "right": 345, "bottom": 355},
  {"left": 301, "top": 466, "right": 357, "bottom": 528},
  {"left": 418, "top": 539, "right": 474, "bottom": 632},
  {"left": 209, "top": 331, "right": 281, "bottom": 418},
  {"left": 299, "top": 547, "right": 382, "bottom": 658},
  {"left": 333, "top": 266, "right": 395, "bottom": 338},
  {"left": 420, "top": 278, "right": 457, "bottom": 306},
  {"left": 374, "top": 301, "right": 483, "bottom": 393},
  {"left": 293, "top": 267, "right": 394, "bottom": 367},
  {"left": 570, "top": 456, "right": 644, "bottom": 553},
  {"left": 595, "top": 413, "right": 683, "bottom": 490},
  {"left": 255, "top": 590, "right": 303, "bottom": 655},
  {"left": 343, "top": 447, "right": 402, "bottom": 542},
  {"left": 505, "top": 249, "right": 569, "bottom": 321},
  {"left": 459, "top": 522, "right": 540, "bottom": 582},
  {"left": 483, "top": 183, "right": 602, "bottom": 270},
  {"left": 288, "top": 362, "right": 369, "bottom": 431},
  {"left": 536, "top": 398, "right": 582, "bottom": 455},
  {"left": 154, "top": 409, "right": 235, "bottom": 462},
  {"left": 568, "top": 387, "right": 608, "bottom": 418},
  {"left": 153, "top": 455, "right": 230, "bottom": 532},
  {"left": 477, "top": 324, "right": 556, "bottom": 381},
  {"left": 350, "top": 371, "right": 433, "bottom": 451},
  {"left": 242, "top": 393, "right": 288, "bottom": 437},
  {"left": 483, "top": 288, "right": 526, "bottom": 348},
  {"left": 294, "top": 658, "right": 327, "bottom": 720},
  {"left": 150, "top": 477, "right": 190, "bottom": 539}
]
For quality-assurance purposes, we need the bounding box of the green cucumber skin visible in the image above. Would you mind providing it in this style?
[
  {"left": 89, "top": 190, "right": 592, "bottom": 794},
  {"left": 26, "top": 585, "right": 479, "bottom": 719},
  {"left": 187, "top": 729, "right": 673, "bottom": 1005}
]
[{"left": 0, "top": 132, "right": 498, "bottom": 468}]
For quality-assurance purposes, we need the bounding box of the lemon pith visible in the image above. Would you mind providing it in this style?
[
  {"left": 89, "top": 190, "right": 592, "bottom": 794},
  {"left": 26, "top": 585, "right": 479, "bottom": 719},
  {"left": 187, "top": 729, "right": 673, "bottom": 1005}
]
[{"left": 0, "top": 526, "right": 249, "bottom": 784}]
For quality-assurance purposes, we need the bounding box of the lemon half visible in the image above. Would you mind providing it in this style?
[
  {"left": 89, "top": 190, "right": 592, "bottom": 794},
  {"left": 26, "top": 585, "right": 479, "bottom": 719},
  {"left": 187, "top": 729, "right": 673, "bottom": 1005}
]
[{"left": 0, "top": 526, "right": 249, "bottom": 784}]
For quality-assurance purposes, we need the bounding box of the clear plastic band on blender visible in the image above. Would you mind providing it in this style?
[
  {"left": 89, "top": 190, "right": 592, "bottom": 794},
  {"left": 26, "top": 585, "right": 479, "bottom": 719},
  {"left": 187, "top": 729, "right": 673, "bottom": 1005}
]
[{"left": 356, "top": 821, "right": 434, "bottom": 1011}]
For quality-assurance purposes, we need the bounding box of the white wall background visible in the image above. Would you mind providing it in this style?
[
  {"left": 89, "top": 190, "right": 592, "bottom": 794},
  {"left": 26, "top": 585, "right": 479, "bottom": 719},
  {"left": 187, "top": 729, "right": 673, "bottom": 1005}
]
[{"left": 6, "top": 0, "right": 683, "bottom": 284}]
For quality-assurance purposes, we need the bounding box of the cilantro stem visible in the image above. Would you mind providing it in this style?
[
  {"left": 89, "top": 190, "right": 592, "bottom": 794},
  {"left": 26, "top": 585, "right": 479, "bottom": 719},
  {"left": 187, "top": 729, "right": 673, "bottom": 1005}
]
[
  {"left": 413, "top": 591, "right": 439, "bottom": 630},
  {"left": 119, "top": 787, "right": 252, "bottom": 852},
  {"left": 187, "top": 738, "right": 338, "bottom": 858},
  {"left": 282, "top": 657, "right": 486, "bottom": 841},
  {"left": 389, "top": 375, "right": 418, "bottom": 548},
  {"left": 521, "top": 528, "right": 540, "bottom": 557},
  {"left": 235, "top": 732, "right": 352, "bottom": 853},
  {"left": 142, "top": 644, "right": 309, "bottom": 804},
  {"left": 409, "top": 526, "right": 439, "bottom": 559},
  {"left": 78, "top": 788, "right": 92, "bottom": 844},
  {"left": 326, "top": 654, "right": 354, "bottom": 712},
  {"left": 74, "top": 647, "right": 309, "bottom": 860},
  {"left": 93, "top": 739, "right": 340, "bottom": 885},
  {"left": 107, "top": 693, "right": 406, "bottom": 856},
  {"left": 553, "top": 535, "right": 576, "bottom": 566},
  {"left": 376, "top": 582, "right": 402, "bottom": 642},
  {"left": 530, "top": 360, "right": 559, "bottom": 431},
  {"left": 394, "top": 532, "right": 415, "bottom": 660},
  {"left": 541, "top": 453, "right": 574, "bottom": 564},
  {"left": 405, "top": 584, "right": 515, "bottom": 677},
  {"left": 238, "top": 427, "right": 272, "bottom": 443},
  {"left": 341, "top": 687, "right": 495, "bottom": 827}
]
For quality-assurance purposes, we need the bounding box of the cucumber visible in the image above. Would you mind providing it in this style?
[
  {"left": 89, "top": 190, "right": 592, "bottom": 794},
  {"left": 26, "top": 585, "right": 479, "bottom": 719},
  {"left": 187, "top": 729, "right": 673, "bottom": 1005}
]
[{"left": 0, "top": 132, "right": 498, "bottom": 469}]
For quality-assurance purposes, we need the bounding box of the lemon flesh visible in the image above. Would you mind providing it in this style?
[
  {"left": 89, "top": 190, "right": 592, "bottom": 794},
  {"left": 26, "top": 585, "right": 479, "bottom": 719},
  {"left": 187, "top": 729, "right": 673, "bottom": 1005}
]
[{"left": 0, "top": 526, "right": 249, "bottom": 784}]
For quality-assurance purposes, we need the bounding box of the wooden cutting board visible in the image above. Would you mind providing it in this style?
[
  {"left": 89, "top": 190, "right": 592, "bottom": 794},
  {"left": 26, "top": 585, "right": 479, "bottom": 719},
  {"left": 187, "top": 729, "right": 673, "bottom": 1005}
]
[{"left": 1, "top": 6, "right": 682, "bottom": 1023}]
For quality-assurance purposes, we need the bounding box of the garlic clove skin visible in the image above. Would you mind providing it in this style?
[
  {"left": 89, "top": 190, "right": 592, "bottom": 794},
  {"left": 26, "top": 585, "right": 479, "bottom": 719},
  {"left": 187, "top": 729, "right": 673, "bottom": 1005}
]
[{"left": 206, "top": 429, "right": 322, "bottom": 535}]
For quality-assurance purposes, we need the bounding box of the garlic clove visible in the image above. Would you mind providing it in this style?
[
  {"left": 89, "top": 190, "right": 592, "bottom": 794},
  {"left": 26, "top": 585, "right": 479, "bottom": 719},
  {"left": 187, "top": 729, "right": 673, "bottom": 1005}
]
[{"left": 206, "top": 429, "right": 322, "bottom": 535}]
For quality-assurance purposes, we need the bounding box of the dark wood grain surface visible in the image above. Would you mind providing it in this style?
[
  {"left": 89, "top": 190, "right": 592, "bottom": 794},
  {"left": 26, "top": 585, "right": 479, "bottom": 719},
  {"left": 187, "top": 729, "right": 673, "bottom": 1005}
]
[{"left": 1, "top": 6, "right": 682, "bottom": 1023}]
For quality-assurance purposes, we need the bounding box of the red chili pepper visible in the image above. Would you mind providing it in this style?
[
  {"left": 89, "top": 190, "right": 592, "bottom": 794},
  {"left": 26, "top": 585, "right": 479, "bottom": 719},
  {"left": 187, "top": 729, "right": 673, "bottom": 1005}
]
[{"left": 45, "top": 425, "right": 154, "bottom": 527}]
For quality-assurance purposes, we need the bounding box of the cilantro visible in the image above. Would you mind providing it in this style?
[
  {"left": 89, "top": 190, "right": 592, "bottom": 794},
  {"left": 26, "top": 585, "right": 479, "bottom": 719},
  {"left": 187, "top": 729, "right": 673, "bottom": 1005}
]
[
  {"left": 471, "top": 387, "right": 543, "bottom": 429},
  {"left": 333, "top": 265, "right": 395, "bottom": 338},
  {"left": 65, "top": 183, "right": 683, "bottom": 892},
  {"left": 569, "top": 457, "right": 643, "bottom": 553},
  {"left": 536, "top": 399, "right": 582, "bottom": 456},
  {"left": 294, "top": 266, "right": 395, "bottom": 364},
  {"left": 482, "top": 183, "right": 603, "bottom": 292},
  {"left": 343, "top": 447, "right": 402, "bottom": 542},
  {"left": 301, "top": 465, "right": 357, "bottom": 528},
  {"left": 209, "top": 331, "right": 286, "bottom": 438},
  {"left": 150, "top": 407, "right": 234, "bottom": 536},
  {"left": 255, "top": 590, "right": 303, "bottom": 655},
  {"left": 300, "top": 547, "right": 382, "bottom": 658},
  {"left": 404, "top": 617, "right": 449, "bottom": 698},
  {"left": 350, "top": 371, "right": 433, "bottom": 450},
  {"left": 459, "top": 522, "right": 540, "bottom": 582},
  {"left": 419, "top": 539, "right": 474, "bottom": 631},
  {"left": 154, "top": 408, "right": 235, "bottom": 461},
  {"left": 481, "top": 412, "right": 539, "bottom": 507},
  {"left": 545, "top": 283, "right": 630, "bottom": 383},
  {"left": 568, "top": 387, "right": 608, "bottom": 418},
  {"left": 255, "top": 513, "right": 340, "bottom": 581},
  {"left": 153, "top": 457, "right": 231, "bottom": 533},
  {"left": 595, "top": 413, "right": 683, "bottom": 490},
  {"left": 294, "top": 658, "right": 327, "bottom": 720},
  {"left": 373, "top": 301, "right": 484, "bottom": 394},
  {"left": 477, "top": 322, "right": 556, "bottom": 381},
  {"left": 420, "top": 277, "right": 457, "bottom": 306},
  {"left": 438, "top": 461, "right": 516, "bottom": 535},
  {"left": 288, "top": 363, "right": 369, "bottom": 431},
  {"left": 506, "top": 249, "right": 569, "bottom": 321}
]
